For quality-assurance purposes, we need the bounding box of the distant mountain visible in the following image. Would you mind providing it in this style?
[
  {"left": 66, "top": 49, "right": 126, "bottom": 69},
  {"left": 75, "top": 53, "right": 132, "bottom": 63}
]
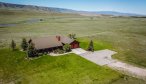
[
  {"left": 0, "top": 2, "right": 144, "bottom": 16},
  {"left": 0, "top": 2, "right": 77, "bottom": 13},
  {"left": 95, "top": 11, "right": 143, "bottom": 16}
]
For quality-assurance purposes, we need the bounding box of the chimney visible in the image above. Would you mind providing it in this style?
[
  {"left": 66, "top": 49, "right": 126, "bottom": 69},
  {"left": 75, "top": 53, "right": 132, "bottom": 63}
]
[{"left": 56, "top": 36, "right": 61, "bottom": 41}]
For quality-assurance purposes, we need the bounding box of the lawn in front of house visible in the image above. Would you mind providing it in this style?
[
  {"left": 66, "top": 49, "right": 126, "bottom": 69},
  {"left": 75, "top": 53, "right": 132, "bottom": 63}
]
[{"left": 0, "top": 49, "right": 146, "bottom": 84}]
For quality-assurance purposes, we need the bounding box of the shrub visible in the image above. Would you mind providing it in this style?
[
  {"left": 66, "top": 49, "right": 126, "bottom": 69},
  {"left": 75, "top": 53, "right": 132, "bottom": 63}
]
[
  {"left": 27, "top": 42, "right": 38, "bottom": 57},
  {"left": 10, "top": 40, "right": 16, "bottom": 51},
  {"left": 57, "top": 49, "right": 64, "bottom": 54},
  {"left": 68, "top": 34, "right": 76, "bottom": 39},
  {"left": 63, "top": 44, "right": 71, "bottom": 52}
]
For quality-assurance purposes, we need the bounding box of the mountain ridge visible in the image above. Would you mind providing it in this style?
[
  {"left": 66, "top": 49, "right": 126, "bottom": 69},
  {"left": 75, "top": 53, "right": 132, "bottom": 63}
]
[{"left": 0, "top": 2, "right": 144, "bottom": 16}]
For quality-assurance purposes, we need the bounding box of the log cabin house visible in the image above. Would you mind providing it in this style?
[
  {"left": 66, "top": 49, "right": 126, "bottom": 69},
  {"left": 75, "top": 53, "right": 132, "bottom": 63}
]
[{"left": 30, "top": 36, "right": 79, "bottom": 53}]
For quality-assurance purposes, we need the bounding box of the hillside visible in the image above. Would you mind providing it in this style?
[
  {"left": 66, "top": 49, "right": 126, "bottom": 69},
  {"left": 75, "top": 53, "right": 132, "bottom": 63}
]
[
  {"left": 0, "top": 2, "right": 77, "bottom": 14},
  {"left": 0, "top": 2, "right": 92, "bottom": 16},
  {"left": 1, "top": 2, "right": 143, "bottom": 16}
]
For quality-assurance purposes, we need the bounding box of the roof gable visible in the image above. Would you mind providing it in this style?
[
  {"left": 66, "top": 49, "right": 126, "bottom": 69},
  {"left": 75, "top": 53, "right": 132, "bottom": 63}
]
[
  {"left": 60, "top": 36, "right": 74, "bottom": 44},
  {"left": 31, "top": 36, "right": 75, "bottom": 50},
  {"left": 32, "top": 36, "right": 62, "bottom": 50}
]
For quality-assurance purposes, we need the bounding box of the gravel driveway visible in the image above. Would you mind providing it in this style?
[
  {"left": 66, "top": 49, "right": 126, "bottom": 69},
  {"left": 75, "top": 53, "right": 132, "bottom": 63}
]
[
  {"left": 108, "top": 61, "right": 146, "bottom": 80},
  {"left": 72, "top": 48, "right": 146, "bottom": 80},
  {"left": 80, "top": 49, "right": 117, "bottom": 66}
]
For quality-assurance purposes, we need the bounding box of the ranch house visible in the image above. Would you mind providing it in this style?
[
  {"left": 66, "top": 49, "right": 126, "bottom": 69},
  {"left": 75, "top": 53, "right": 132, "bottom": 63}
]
[{"left": 30, "top": 36, "right": 80, "bottom": 53}]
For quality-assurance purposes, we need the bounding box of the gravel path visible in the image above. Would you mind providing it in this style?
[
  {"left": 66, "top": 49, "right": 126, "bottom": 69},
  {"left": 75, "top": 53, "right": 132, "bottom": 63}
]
[
  {"left": 72, "top": 48, "right": 146, "bottom": 80},
  {"left": 108, "top": 61, "right": 146, "bottom": 80}
]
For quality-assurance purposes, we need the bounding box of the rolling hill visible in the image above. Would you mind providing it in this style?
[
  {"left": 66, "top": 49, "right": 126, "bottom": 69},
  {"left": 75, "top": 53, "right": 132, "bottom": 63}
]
[
  {"left": 0, "top": 2, "right": 77, "bottom": 14},
  {"left": 0, "top": 2, "right": 143, "bottom": 16}
]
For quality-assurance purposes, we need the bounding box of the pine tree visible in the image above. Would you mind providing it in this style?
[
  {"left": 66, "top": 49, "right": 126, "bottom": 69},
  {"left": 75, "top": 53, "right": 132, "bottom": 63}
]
[
  {"left": 21, "top": 38, "right": 28, "bottom": 51},
  {"left": 27, "top": 42, "right": 37, "bottom": 57},
  {"left": 87, "top": 40, "right": 94, "bottom": 52},
  {"left": 10, "top": 40, "right": 16, "bottom": 51},
  {"left": 28, "top": 38, "right": 32, "bottom": 44}
]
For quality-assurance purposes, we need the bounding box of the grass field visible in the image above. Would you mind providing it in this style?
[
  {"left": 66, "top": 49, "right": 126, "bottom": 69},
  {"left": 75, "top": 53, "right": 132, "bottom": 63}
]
[
  {"left": 0, "top": 10, "right": 146, "bottom": 83},
  {"left": 1, "top": 10, "right": 146, "bottom": 67},
  {"left": 0, "top": 49, "right": 146, "bottom": 84}
]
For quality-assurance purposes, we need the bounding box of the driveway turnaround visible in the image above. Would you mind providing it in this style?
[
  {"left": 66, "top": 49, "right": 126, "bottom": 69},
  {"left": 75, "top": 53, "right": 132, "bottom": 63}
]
[
  {"left": 80, "top": 49, "right": 117, "bottom": 66},
  {"left": 72, "top": 48, "right": 146, "bottom": 80}
]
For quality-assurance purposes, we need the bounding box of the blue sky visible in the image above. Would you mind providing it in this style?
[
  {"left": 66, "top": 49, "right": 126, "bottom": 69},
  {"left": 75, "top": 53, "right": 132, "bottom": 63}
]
[{"left": 1, "top": 0, "right": 146, "bottom": 15}]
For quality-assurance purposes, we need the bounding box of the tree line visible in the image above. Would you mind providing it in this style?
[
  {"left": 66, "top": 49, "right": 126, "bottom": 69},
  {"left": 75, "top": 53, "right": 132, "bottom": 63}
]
[{"left": 10, "top": 38, "right": 37, "bottom": 57}]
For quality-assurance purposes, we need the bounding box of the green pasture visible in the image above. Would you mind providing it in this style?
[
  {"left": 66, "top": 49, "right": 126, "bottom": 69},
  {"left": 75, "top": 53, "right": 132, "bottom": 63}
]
[
  {"left": 0, "top": 49, "right": 146, "bottom": 84},
  {"left": 0, "top": 9, "right": 146, "bottom": 83}
]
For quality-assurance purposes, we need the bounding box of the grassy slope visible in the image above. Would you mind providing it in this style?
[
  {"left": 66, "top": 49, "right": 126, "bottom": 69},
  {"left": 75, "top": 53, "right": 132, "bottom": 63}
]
[
  {"left": 0, "top": 10, "right": 146, "bottom": 67},
  {"left": 0, "top": 49, "right": 120, "bottom": 84},
  {"left": 0, "top": 9, "right": 80, "bottom": 23},
  {"left": 0, "top": 49, "right": 146, "bottom": 84},
  {"left": 0, "top": 9, "right": 146, "bottom": 83},
  {"left": 77, "top": 37, "right": 112, "bottom": 51}
]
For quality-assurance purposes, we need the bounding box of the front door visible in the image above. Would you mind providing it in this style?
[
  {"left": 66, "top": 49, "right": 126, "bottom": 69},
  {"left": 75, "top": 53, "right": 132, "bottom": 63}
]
[{"left": 74, "top": 44, "right": 79, "bottom": 48}]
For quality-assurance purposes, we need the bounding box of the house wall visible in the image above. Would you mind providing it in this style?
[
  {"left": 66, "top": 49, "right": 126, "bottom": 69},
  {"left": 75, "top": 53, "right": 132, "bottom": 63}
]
[
  {"left": 36, "top": 46, "right": 63, "bottom": 53},
  {"left": 71, "top": 42, "right": 79, "bottom": 49}
]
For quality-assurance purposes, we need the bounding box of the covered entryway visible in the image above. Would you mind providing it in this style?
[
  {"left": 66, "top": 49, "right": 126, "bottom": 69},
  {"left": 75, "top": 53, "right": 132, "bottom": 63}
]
[{"left": 70, "top": 40, "right": 80, "bottom": 49}]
